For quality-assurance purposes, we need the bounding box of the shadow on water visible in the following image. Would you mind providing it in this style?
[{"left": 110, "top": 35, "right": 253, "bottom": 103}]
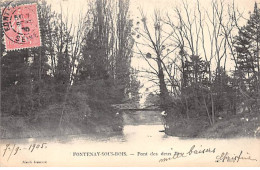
[
  {"left": 54, "top": 110, "right": 170, "bottom": 144},
  {"left": 1, "top": 111, "right": 176, "bottom": 144}
]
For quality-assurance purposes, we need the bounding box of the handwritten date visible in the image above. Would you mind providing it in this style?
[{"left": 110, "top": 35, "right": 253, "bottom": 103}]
[{"left": 2, "top": 143, "right": 47, "bottom": 161}]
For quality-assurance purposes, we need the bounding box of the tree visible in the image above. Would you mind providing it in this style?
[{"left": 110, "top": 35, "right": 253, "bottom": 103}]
[
  {"left": 234, "top": 2, "right": 260, "bottom": 112},
  {"left": 135, "top": 10, "right": 174, "bottom": 109},
  {"left": 1, "top": 1, "right": 53, "bottom": 116},
  {"left": 114, "top": 0, "right": 134, "bottom": 101},
  {"left": 77, "top": 0, "right": 135, "bottom": 103}
]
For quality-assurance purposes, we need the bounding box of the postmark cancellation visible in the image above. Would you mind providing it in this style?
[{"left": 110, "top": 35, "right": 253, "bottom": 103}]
[{"left": 2, "top": 3, "right": 41, "bottom": 51}]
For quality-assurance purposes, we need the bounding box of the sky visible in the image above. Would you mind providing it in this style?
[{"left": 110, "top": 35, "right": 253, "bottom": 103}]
[{"left": 47, "top": 0, "right": 257, "bottom": 22}]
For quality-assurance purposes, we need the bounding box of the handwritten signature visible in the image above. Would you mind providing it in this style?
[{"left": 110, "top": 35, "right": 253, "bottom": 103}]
[
  {"left": 215, "top": 151, "right": 257, "bottom": 163},
  {"left": 2, "top": 143, "right": 47, "bottom": 161},
  {"left": 159, "top": 145, "right": 257, "bottom": 163}
]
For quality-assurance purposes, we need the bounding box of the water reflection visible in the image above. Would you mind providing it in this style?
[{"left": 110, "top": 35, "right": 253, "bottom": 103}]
[
  {"left": 1, "top": 111, "right": 171, "bottom": 145},
  {"left": 59, "top": 124, "right": 169, "bottom": 144}
]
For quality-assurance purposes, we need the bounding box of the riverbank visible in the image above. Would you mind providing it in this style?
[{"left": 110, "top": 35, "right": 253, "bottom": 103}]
[
  {"left": 1, "top": 110, "right": 259, "bottom": 139},
  {"left": 165, "top": 113, "right": 260, "bottom": 138},
  {"left": 199, "top": 113, "right": 260, "bottom": 138},
  {"left": 0, "top": 113, "right": 123, "bottom": 139}
]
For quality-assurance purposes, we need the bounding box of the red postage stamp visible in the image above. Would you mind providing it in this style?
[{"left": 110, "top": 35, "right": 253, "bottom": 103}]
[{"left": 2, "top": 3, "right": 41, "bottom": 51}]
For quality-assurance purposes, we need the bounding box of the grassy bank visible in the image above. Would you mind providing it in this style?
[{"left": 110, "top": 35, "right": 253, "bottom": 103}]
[
  {"left": 165, "top": 113, "right": 260, "bottom": 138},
  {"left": 0, "top": 114, "right": 122, "bottom": 139},
  {"left": 199, "top": 113, "right": 260, "bottom": 138},
  {"left": 0, "top": 100, "right": 123, "bottom": 139}
]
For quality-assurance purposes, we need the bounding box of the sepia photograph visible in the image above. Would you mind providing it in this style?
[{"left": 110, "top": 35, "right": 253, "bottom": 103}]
[{"left": 0, "top": 0, "right": 259, "bottom": 167}]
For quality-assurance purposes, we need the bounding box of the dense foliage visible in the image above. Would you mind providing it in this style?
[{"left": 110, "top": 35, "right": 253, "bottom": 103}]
[{"left": 0, "top": 0, "right": 140, "bottom": 138}]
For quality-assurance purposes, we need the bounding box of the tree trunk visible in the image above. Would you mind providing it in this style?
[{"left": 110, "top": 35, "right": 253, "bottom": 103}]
[{"left": 157, "top": 57, "right": 170, "bottom": 109}]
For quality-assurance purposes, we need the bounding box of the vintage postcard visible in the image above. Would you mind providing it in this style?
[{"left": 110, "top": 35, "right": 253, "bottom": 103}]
[{"left": 0, "top": 0, "right": 260, "bottom": 167}]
